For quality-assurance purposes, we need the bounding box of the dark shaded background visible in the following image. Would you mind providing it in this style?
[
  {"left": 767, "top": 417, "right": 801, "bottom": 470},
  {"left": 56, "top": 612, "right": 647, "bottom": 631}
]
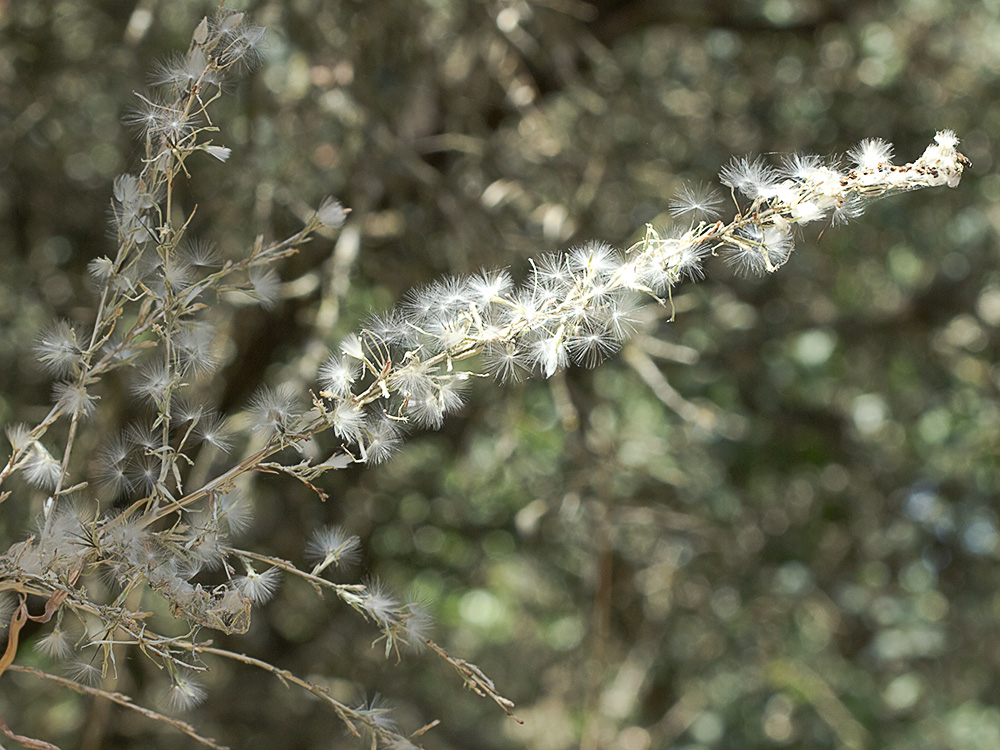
[{"left": 1, "top": 0, "right": 998, "bottom": 748}]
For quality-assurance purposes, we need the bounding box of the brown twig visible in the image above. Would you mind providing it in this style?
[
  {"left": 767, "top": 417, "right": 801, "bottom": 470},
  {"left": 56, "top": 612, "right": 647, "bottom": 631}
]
[
  {"left": 425, "top": 640, "right": 523, "bottom": 723},
  {"left": 6, "top": 665, "right": 228, "bottom": 750}
]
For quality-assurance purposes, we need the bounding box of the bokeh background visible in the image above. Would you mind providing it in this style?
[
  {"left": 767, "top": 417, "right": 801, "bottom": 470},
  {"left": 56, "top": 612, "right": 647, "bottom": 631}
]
[{"left": 1, "top": 0, "right": 998, "bottom": 748}]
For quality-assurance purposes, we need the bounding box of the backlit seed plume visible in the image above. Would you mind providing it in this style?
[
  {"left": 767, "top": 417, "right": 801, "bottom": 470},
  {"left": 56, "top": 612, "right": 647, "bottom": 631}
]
[{"left": 315, "top": 131, "right": 969, "bottom": 465}]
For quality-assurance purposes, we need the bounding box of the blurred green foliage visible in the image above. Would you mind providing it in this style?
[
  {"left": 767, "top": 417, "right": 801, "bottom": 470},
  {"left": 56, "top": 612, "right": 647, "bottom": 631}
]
[{"left": 1, "top": 0, "right": 999, "bottom": 748}]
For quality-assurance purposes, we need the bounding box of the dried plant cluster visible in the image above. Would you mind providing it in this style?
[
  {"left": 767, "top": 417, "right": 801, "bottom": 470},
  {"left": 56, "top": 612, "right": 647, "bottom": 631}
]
[{"left": 0, "top": 9, "right": 968, "bottom": 750}]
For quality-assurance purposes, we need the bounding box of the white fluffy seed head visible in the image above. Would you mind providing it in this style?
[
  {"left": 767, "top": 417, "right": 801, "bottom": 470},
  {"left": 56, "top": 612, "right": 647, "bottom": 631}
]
[
  {"left": 331, "top": 400, "right": 365, "bottom": 442},
  {"left": 35, "top": 321, "right": 82, "bottom": 377},
  {"left": 567, "top": 328, "right": 619, "bottom": 368},
  {"left": 234, "top": 565, "right": 281, "bottom": 603},
  {"left": 669, "top": 182, "right": 723, "bottom": 219},
  {"left": 468, "top": 269, "right": 513, "bottom": 305},
  {"left": 23, "top": 442, "right": 62, "bottom": 490},
  {"left": 530, "top": 334, "right": 568, "bottom": 379},
  {"left": 848, "top": 138, "right": 894, "bottom": 170},
  {"left": 319, "top": 354, "right": 359, "bottom": 398},
  {"left": 52, "top": 381, "right": 97, "bottom": 418},
  {"left": 35, "top": 627, "right": 75, "bottom": 660},
  {"left": 407, "top": 391, "right": 446, "bottom": 429},
  {"left": 306, "top": 525, "right": 361, "bottom": 569},
  {"left": 317, "top": 197, "right": 347, "bottom": 228},
  {"left": 483, "top": 342, "right": 531, "bottom": 383},
  {"left": 934, "top": 129, "right": 959, "bottom": 149},
  {"left": 568, "top": 241, "right": 620, "bottom": 278},
  {"left": 162, "top": 674, "right": 207, "bottom": 712},
  {"left": 720, "top": 156, "right": 780, "bottom": 200},
  {"left": 247, "top": 384, "right": 301, "bottom": 437},
  {"left": 780, "top": 153, "right": 824, "bottom": 182}
]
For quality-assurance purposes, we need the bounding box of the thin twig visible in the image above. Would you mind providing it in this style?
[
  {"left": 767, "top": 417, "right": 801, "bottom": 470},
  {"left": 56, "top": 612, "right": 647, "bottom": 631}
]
[
  {"left": 425, "top": 640, "right": 523, "bottom": 723},
  {"left": 6, "top": 665, "right": 228, "bottom": 750}
]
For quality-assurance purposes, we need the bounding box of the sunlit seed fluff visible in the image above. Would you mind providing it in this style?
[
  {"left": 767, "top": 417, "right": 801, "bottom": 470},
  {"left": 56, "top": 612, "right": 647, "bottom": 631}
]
[
  {"left": 636, "top": 234, "right": 707, "bottom": 289},
  {"left": 360, "top": 418, "right": 402, "bottom": 465},
  {"left": 761, "top": 226, "right": 795, "bottom": 269},
  {"left": 603, "top": 301, "right": 640, "bottom": 342},
  {"left": 180, "top": 239, "right": 221, "bottom": 268},
  {"left": 306, "top": 525, "right": 361, "bottom": 570},
  {"left": 437, "top": 376, "right": 469, "bottom": 414},
  {"left": 428, "top": 318, "right": 470, "bottom": 352},
  {"left": 388, "top": 360, "right": 435, "bottom": 399},
  {"left": 217, "top": 493, "right": 253, "bottom": 535},
  {"left": 35, "top": 321, "right": 82, "bottom": 377},
  {"left": 312, "top": 132, "right": 968, "bottom": 473},
  {"left": 668, "top": 182, "right": 723, "bottom": 219},
  {"left": 832, "top": 196, "right": 865, "bottom": 226},
  {"left": 802, "top": 165, "right": 847, "bottom": 208},
  {"left": 934, "top": 129, "right": 959, "bottom": 149},
  {"left": 96, "top": 436, "right": 132, "bottom": 496},
  {"left": 234, "top": 565, "right": 281, "bottom": 603},
  {"left": 530, "top": 253, "right": 574, "bottom": 290},
  {"left": 355, "top": 694, "right": 398, "bottom": 731},
  {"left": 788, "top": 199, "right": 824, "bottom": 224},
  {"left": 249, "top": 267, "right": 281, "bottom": 309},
  {"left": 339, "top": 333, "right": 365, "bottom": 361},
  {"left": 194, "top": 411, "right": 234, "bottom": 453},
  {"left": 848, "top": 137, "right": 894, "bottom": 170},
  {"left": 362, "top": 580, "right": 401, "bottom": 628},
  {"left": 402, "top": 600, "right": 434, "bottom": 647},
  {"left": 64, "top": 660, "right": 103, "bottom": 687},
  {"left": 203, "top": 145, "right": 231, "bottom": 162},
  {"left": 317, "top": 197, "right": 347, "bottom": 228},
  {"left": 402, "top": 286, "right": 439, "bottom": 326},
  {"left": 163, "top": 674, "right": 207, "bottom": 712},
  {"left": 319, "top": 354, "right": 359, "bottom": 398},
  {"left": 150, "top": 48, "right": 211, "bottom": 90},
  {"left": 509, "top": 289, "right": 548, "bottom": 327},
  {"left": 407, "top": 391, "right": 446, "bottom": 430},
  {"left": 531, "top": 334, "right": 568, "bottom": 379},
  {"left": 562, "top": 298, "right": 596, "bottom": 328},
  {"left": 35, "top": 626, "right": 75, "bottom": 660},
  {"left": 130, "top": 364, "right": 172, "bottom": 405},
  {"left": 364, "top": 309, "right": 416, "bottom": 348},
  {"left": 468, "top": 269, "right": 513, "bottom": 305},
  {"left": 23, "top": 442, "right": 62, "bottom": 490},
  {"left": 331, "top": 400, "right": 366, "bottom": 442},
  {"left": 52, "top": 381, "right": 97, "bottom": 418},
  {"left": 127, "top": 454, "right": 159, "bottom": 495},
  {"left": 175, "top": 323, "right": 220, "bottom": 376},
  {"left": 5, "top": 424, "right": 32, "bottom": 452},
  {"left": 780, "top": 153, "right": 824, "bottom": 182},
  {"left": 722, "top": 231, "right": 769, "bottom": 277},
  {"left": 720, "top": 155, "right": 780, "bottom": 200},
  {"left": 482, "top": 342, "right": 531, "bottom": 383},
  {"left": 567, "top": 328, "right": 620, "bottom": 368},
  {"left": 917, "top": 130, "right": 965, "bottom": 187},
  {"left": 418, "top": 277, "right": 474, "bottom": 323},
  {"left": 568, "top": 241, "right": 620, "bottom": 277},
  {"left": 247, "top": 385, "right": 301, "bottom": 436}
]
